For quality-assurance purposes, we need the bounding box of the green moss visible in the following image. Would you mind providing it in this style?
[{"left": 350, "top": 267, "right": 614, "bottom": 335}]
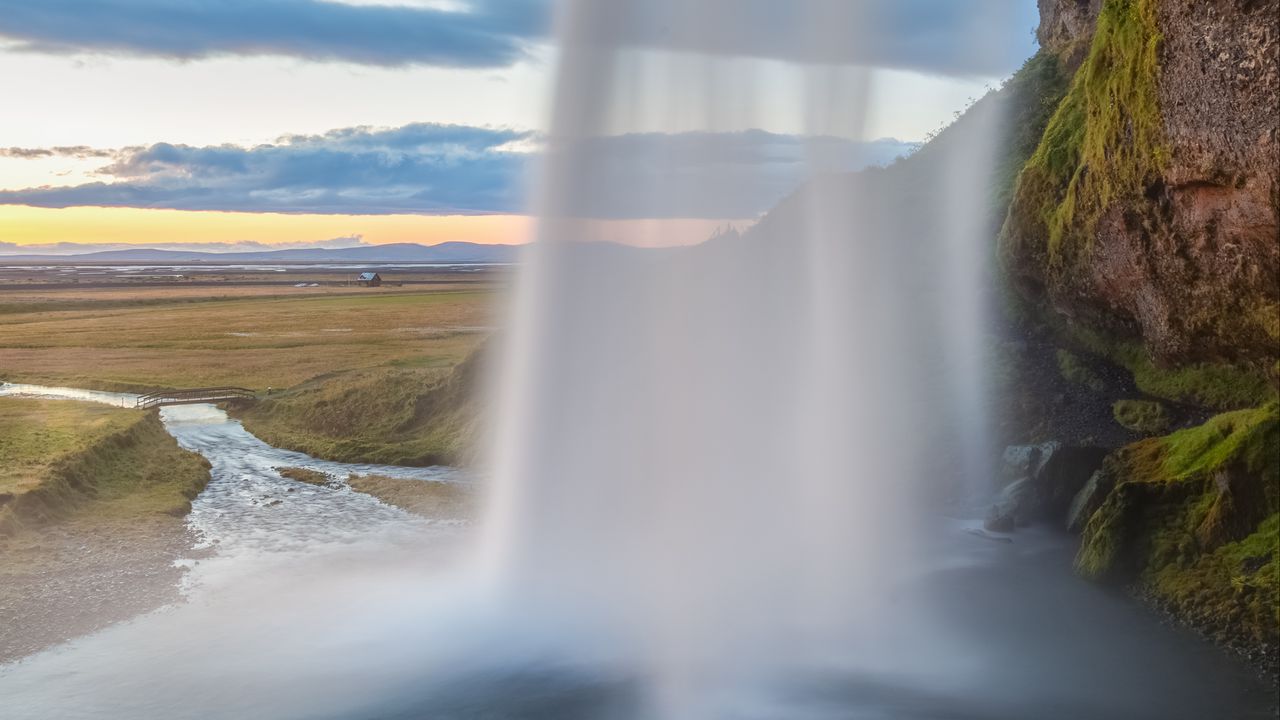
[
  {"left": 1112, "top": 399, "right": 1170, "bottom": 434},
  {"left": 1148, "top": 513, "right": 1279, "bottom": 651},
  {"left": 1062, "top": 320, "right": 1274, "bottom": 410},
  {"left": 1129, "top": 357, "right": 1274, "bottom": 411},
  {"left": 1076, "top": 405, "right": 1280, "bottom": 652},
  {"left": 1161, "top": 407, "right": 1278, "bottom": 481},
  {"left": 1056, "top": 349, "right": 1106, "bottom": 391},
  {"left": 1025, "top": 0, "right": 1166, "bottom": 262}
]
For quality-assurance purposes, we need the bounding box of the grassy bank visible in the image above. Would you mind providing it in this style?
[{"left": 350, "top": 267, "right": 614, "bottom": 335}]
[
  {"left": 232, "top": 346, "right": 482, "bottom": 467},
  {"left": 0, "top": 397, "right": 211, "bottom": 661},
  {"left": 0, "top": 398, "right": 210, "bottom": 535}
]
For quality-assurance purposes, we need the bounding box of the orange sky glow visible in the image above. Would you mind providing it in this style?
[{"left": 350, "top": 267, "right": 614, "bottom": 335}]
[
  {"left": 0, "top": 206, "right": 747, "bottom": 249},
  {"left": 0, "top": 206, "right": 534, "bottom": 247}
]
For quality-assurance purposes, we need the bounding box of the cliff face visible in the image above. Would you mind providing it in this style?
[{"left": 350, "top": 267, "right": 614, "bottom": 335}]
[
  {"left": 1001, "top": 0, "right": 1280, "bottom": 666},
  {"left": 1003, "top": 0, "right": 1279, "bottom": 372},
  {"left": 1036, "top": 0, "right": 1101, "bottom": 64}
]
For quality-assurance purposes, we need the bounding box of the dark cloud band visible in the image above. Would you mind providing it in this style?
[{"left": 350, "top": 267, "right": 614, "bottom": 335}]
[
  {"left": 0, "top": 124, "right": 916, "bottom": 219},
  {"left": 1, "top": 146, "right": 116, "bottom": 159},
  {"left": 0, "top": 0, "right": 546, "bottom": 69},
  {"left": 0, "top": 0, "right": 1035, "bottom": 76}
]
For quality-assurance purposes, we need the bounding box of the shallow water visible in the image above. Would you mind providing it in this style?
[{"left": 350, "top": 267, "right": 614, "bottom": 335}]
[
  {"left": 0, "top": 383, "right": 1273, "bottom": 719},
  {"left": 0, "top": 383, "right": 464, "bottom": 565},
  {"left": 1, "top": 518, "right": 1272, "bottom": 719}
]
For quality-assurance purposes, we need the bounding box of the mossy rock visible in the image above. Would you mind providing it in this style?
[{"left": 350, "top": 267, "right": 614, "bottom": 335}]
[
  {"left": 1075, "top": 405, "right": 1280, "bottom": 654},
  {"left": 1000, "top": 0, "right": 1165, "bottom": 275},
  {"left": 1112, "top": 399, "right": 1170, "bottom": 434}
]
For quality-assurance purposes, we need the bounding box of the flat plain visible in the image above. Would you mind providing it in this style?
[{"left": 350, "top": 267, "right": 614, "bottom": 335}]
[{"left": 0, "top": 271, "right": 499, "bottom": 391}]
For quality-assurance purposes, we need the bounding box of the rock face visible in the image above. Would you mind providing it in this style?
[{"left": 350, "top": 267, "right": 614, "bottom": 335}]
[
  {"left": 1001, "top": 0, "right": 1280, "bottom": 667},
  {"left": 1003, "top": 0, "right": 1280, "bottom": 368},
  {"left": 1036, "top": 0, "right": 1102, "bottom": 64}
]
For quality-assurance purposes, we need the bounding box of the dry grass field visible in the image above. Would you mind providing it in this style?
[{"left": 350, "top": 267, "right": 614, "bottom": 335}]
[{"left": 0, "top": 274, "right": 498, "bottom": 391}]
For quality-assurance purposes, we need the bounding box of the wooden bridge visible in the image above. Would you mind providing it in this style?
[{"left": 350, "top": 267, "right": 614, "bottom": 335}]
[{"left": 136, "top": 387, "right": 256, "bottom": 409}]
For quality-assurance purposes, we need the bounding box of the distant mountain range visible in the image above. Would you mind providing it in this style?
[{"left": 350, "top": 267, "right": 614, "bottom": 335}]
[{"left": 0, "top": 242, "right": 521, "bottom": 264}]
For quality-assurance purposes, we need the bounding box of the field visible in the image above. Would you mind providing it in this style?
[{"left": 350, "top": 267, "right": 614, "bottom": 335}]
[{"left": 0, "top": 272, "right": 499, "bottom": 391}]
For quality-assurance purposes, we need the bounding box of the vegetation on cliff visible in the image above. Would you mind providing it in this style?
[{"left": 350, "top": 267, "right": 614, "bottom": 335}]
[
  {"left": 1000, "top": 0, "right": 1278, "bottom": 374},
  {"left": 990, "top": 50, "right": 1074, "bottom": 211},
  {"left": 1063, "top": 322, "right": 1274, "bottom": 411},
  {"left": 1005, "top": 0, "right": 1165, "bottom": 265}
]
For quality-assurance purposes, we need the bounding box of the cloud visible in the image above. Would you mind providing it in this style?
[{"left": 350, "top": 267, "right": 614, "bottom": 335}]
[
  {"left": 0, "top": 0, "right": 1037, "bottom": 76},
  {"left": 0, "top": 236, "right": 367, "bottom": 256},
  {"left": 0, "top": 0, "right": 546, "bottom": 69},
  {"left": 1, "top": 146, "right": 116, "bottom": 159},
  {"left": 0, "top": 124, "right": 914, "bottom": 219},
  {"left": 565, "top": 0, "right": 1039, "bottom": 78},
  {"left": 0, "top": 123, "right": 534, "bottom": 216},
  {"left": 548, "top": 132, "right": 917, "bottom": 219}
]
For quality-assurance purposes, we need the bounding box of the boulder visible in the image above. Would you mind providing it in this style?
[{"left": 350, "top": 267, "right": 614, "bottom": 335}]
[
  {"left": 1066, "top": 469, "right": 1111, "bottom": 533},
  {"left": 990, "top": 442, "right": 1108, "bottom": 531}
]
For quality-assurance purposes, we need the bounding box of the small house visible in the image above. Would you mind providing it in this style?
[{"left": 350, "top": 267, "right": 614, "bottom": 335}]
[{"left": 355, "top": 272, "right": 382, "bottom": 287}]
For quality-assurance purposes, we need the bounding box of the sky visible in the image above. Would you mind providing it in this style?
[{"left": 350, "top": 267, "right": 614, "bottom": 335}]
[{"left": 0, "top": 0, "right": 1039, "bottom": 251}]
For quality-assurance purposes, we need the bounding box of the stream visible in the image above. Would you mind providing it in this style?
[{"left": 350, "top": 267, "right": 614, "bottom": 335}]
[{"left": 0, "top": 383, "right": 1275, "bottom": 719}]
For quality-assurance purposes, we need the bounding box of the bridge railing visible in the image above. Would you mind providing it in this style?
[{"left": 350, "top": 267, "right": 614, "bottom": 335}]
[{"left": 136, "top": 386, "right": 256, "bottom": 409}]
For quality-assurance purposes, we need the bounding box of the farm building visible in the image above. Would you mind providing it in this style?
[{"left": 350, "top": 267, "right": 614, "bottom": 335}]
[{"left": 355, "top": 272, "right": 382, "bottom": 287}]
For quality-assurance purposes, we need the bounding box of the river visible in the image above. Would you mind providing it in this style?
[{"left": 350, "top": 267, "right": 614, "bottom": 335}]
[{"left": 0, "top": 383, "right": 1274, "bottom": 719}]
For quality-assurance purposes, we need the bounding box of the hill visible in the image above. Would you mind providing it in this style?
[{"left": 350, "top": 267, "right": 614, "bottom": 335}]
[{"left": 1, "top": 241, "right": 521, "bottom": 264}]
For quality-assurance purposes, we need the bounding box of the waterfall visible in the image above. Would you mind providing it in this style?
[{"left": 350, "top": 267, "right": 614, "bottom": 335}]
[{"left": 479, "top": 1, "right": 1007, "bottom": 715}]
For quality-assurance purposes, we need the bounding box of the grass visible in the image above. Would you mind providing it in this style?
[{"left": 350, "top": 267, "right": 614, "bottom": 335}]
[
  {"left": 231, "top": 345, "right": 483, "bottom": 467},
  {"left": 0, "top": 282, "right": 494, "bottom": 391},
  {"left": 0, "top": 398, "right": 143, "bottom": 497},
  {"left": 0, "top": 397, "right": 211, "bottom": 535}
]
